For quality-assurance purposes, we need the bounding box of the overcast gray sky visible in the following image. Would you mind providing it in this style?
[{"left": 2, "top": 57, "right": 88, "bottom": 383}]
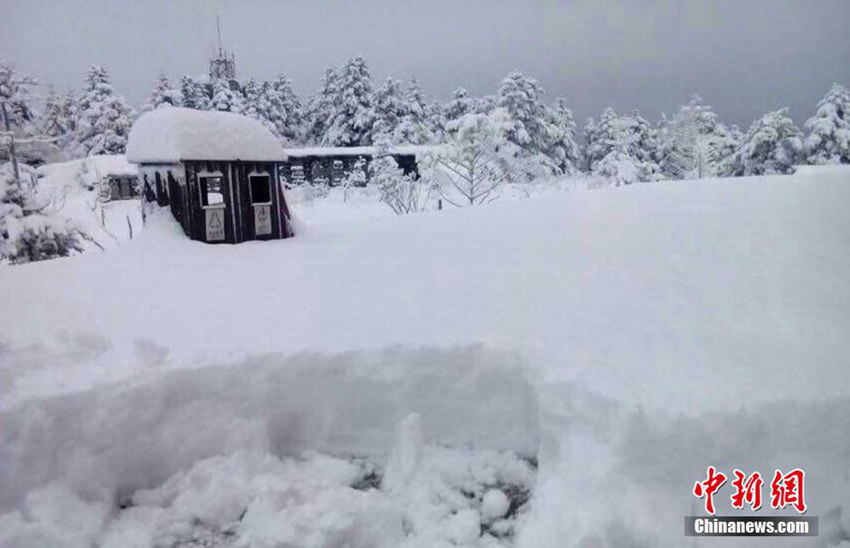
[{"left": 2, "top": 0, "right": 849, "bottom": 128}]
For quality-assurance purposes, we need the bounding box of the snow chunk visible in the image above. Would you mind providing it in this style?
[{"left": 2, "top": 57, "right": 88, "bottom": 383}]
[
  {"left": 481, "top": 489, "right": 510, "bottom": 521},
  {"left": 382, "top": 413, "right": 425, "bottom": 493},
  {"left": 126, "top": 107, "right": 285, "bottom": 163}
]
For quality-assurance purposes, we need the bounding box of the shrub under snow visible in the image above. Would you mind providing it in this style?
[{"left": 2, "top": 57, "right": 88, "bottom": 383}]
[{"left": 0, "top": 163, "right": 81, "bottom": 264}]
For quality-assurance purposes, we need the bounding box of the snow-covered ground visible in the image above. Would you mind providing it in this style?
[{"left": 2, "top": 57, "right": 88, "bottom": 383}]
[{"left": 1, "top": 163, "right": 849, "bottom": 547}]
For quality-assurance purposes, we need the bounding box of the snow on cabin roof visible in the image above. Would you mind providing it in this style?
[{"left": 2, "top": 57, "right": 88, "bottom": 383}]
[
  {"left": 282, "top": 145, "right": 435, "bottom": 158},
  {"left": 126, "top": 108, "right": 285, "bottom": 164}
]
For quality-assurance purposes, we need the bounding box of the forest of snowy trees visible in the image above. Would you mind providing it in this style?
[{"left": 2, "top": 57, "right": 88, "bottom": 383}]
[
  {"left": 2, "top": 55, "right": 850, "bottom": 261},
  {"left": 3, "top": 56, "right": 849, "bottom": 185}
]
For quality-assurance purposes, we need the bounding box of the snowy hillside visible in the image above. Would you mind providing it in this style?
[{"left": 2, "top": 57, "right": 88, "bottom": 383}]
[{"left": 1, "top": 167, "right": 849, "bottom": 547}]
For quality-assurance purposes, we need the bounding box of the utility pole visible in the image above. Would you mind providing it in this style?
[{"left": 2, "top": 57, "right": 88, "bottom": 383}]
[{"left": 1, "top": 100, "right": 20, "bottom": 185}]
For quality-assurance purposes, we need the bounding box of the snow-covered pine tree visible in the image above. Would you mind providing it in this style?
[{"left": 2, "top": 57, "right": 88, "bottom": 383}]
[
  {"left": 179, "top": 75, "right": 210, "bottom": 110},
  {"left": 543, "top": 97, "right": 581, "bottom": 174},
  {"left": 40, "top": 90, "right": 72, "bottom": 140},
  {"left": 623, "top": 110, "right": 659, "bottom": 176},
  {"left": 210, "top": 78, "right": 245, "bottom": 114},
  {"left": 592, "top": 138, "right": 644, "bottom": 186},
  {"left": 0, "top": 162, "right": 81, "bottom": 263},
  {"left": 0, "top": 59, "right": 36, "bottom": 136},
  {"left": 444, "top": 88, "right": 474, "bottom": 123},
  {"left": 707, "top": 124, "right": 742, "bottom": 177},
  {"left": 584, "top": 107, "right": 620, "bottom": 171},
  {"left": 496, "top": 71, "right": 549, "bottom": 156},
  {"left": 585, "top": 108, "right": 657, "bottom": 184},
  {"left": 269, "top": 74, "right": 304, "bottom": 145},
  {"left": 474, "top": 95, "right": 496, "bottom": 115},
  {"left": 426, "top": 100, "right": 446, "bottom": 143},
  {"left": 731, "top": 108, "right": 802, "bottom": 176},
  {"left": 805, "top": 83, "right": 850, "bottom": 165},
  {"left": 656, "top": 96, "right": 727, "bottom": 179},
  {"left": 371, "top": 77, "right": 406, "bottom": 142},
  {"left": 242, "top": 79, "right": 278, "bottom": 136},
  {"left": 144, "top": 73, "right": 181, "bottom": 111},
  {"left": 582, "top": 117, "right": 597, "bottom": 172},
  {"left": 393, "top": 78, "right": 434, "bottom": 145},
  {"left": 62, "top": 91, "right": 78, "bottom": 135},
  {"left": 73, "top": 65, "right": 136, "bottom": 156},
  {"left": 304, "top": 67, "right": 339, "bottom": 145},
  {"left": 322, "top": 56, "right": 375, "bottom": 146}
]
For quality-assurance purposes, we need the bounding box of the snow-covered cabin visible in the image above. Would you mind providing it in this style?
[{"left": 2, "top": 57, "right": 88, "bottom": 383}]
[{"left": 126, "top": 108, "right": 293, "bottom": 244}]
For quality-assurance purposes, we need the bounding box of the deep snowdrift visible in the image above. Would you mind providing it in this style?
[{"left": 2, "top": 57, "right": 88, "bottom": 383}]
[{"left": 2, "top": 167, "right": 849, "bottom": 546}]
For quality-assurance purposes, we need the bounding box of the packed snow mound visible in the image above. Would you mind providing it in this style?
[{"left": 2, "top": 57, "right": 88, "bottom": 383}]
[
  {"left": 0, "top": 346, "right": 538, "bottom": 510},
  {"left": 126, "top": 107, "right": 285, "bottom": 163}
]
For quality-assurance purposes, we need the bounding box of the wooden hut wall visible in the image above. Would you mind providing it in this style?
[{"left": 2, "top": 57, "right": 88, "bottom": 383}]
[
  {"left": 154, "top": 171, "right": 170, "bottom": 207},
  {"left": 231, "top": 161, "right": 284, "bottom": 241},
  {"left": 166, "top": 168, "right": 191, "bottom": 237},
  {"left": 184, "top": 160, "right": 238, "bottom": 244}
]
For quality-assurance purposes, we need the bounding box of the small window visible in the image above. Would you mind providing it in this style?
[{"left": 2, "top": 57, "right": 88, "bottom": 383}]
[
  {"left": 200, "top": 175, "right": 225, "bottom": 207},
  {"left": 249, "top": 174, "right": 272, "bottom": 205}
]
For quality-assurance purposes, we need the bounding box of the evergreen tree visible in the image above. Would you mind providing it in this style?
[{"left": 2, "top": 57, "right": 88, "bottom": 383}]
[
  {"left": 707, "top": 125, "right": 742, "bottom": 177},
  {"left": 73, "top": 65, "right": 135, "bottom": 156},
  {"left": 474, "top": 95, "right": 496, "bottom": 114},
  {"left": 805, "top": 83, "right": 850, "bottom": 165},
  {"left": 496, "top": 71, "right": 549, "bottom": 155},
  {"left": 179, "top": 75, "right": 210, "bottom": 110},
  {"left": 270, "top": 73, "right": 304, "bottom": 144},
  {"left": 656, "top": 96, "right": 726, "bottom": 179},
  {"left": 322, "top": 56, "right": 375, "bottom": 146},
  {"left": 62, "top": 91, "right": 78, "bottom": 135},
  {"left": 40, "top": 90, "right": 72, "bottom": 139},
  {"left": 372, "top": 77, "right": 406, "bottom": 141},
  {"left": 444, "top": 87, "right": 474, "bottom": 123},
  {"left": 0, "top": 60, "right": 36, "bottom": 135},
  {"left": 584, "top": 107, "right": 621, "bottom": 171},
  {"left": 210, "top": 78, "right": 244, "bottom": 114},
  {"left": 144, "top": 73, "right": 181, "bottom": 111},
  {"left": 243, "top": 79, "right": 277, "bottom": 135},
  {"left": 731, "top": 108, "right": 802, "bottom": 176},
  {"left": 543, "top": 97, "right": 581, "bottom": 174},
  {"left": 585, "top": 107, "right": 657, "bottom": 184},
  {"left": 582, "top": 117, "right": 597, "bottom": 171},
  {"left": 305, "top": 67, "right": 339, "bottom": 145},
  {"left": 427, "top": 100, "right": 446, "bottom": 143},
  {"left": 393, "top": 78, "right": 434, "bottom": 145},
  {"left": 623, "top": 110, "right": 659, "bottom": 170}
]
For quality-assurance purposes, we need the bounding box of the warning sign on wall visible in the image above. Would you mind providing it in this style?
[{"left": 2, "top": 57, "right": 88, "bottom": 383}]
[
  {"left": 206, "top": 207, "right": 226, "bottom": 241},
  {"left": 254, "top": 204, "right": 272, "bottom": 235}
]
